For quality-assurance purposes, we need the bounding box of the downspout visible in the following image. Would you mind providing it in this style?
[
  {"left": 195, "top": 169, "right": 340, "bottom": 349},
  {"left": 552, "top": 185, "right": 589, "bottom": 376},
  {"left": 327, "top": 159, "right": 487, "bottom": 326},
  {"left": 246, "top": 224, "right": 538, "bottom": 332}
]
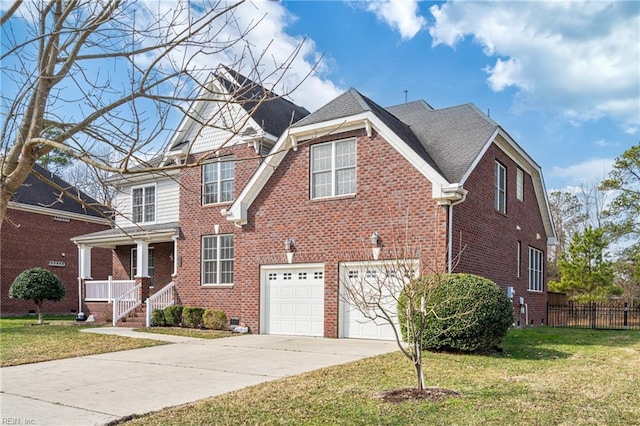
[{"left": 446, "top": 195, "right": 467, "bottom": 273}]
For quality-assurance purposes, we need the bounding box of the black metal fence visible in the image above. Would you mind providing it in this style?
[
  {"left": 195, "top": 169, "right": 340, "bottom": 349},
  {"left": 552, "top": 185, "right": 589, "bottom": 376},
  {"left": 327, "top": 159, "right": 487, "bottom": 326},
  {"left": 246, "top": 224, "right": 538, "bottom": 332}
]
[{"left": 547, "top": 302, "right": 640, "bottom": 330}]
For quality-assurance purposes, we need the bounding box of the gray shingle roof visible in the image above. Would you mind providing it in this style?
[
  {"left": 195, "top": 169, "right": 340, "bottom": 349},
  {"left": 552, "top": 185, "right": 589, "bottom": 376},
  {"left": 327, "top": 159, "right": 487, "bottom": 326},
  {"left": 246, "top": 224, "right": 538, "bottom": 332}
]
[
  {"left": 387, "top": 102, "right": 499, "bottom": 182},
  {"left": 217, "top": 67, "right": 310, "bottom": 137},
  {"left": 294, "top": 88, "right": 445, "bottom": 178},
  {"left": 10, "top": 163, "right": 110, "bottom": 218}
]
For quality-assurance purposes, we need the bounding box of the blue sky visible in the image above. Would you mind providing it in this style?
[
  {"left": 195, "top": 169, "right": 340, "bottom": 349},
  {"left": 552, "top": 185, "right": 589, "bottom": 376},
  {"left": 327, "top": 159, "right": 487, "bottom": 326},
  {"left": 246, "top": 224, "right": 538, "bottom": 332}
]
[
  {"left": 267, "top": 0, "right": 639, "bottom": 193},
  {"left": 2, "top": 0, "right": 638, "bottom": 194}
]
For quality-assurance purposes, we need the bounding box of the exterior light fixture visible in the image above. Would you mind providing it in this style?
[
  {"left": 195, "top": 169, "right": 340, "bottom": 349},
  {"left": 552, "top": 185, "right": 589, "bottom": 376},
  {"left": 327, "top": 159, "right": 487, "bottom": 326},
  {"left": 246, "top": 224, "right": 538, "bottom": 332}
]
[
  {"left": 285, "top": 238, "right": 295, "bottom": 264},
  {"left": 370, "top": 232, "right": 381, "bottom": 260}
]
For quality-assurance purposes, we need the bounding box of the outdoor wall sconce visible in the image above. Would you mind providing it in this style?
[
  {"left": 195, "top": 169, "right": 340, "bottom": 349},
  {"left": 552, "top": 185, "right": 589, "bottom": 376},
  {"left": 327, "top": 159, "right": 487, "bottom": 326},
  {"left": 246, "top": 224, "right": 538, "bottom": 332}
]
[
  {"left": 370, "top": 232, "right": 381, "bottom": 260},
  {"left": 285, "top": 238, "right": 295, "bottom": 264}
]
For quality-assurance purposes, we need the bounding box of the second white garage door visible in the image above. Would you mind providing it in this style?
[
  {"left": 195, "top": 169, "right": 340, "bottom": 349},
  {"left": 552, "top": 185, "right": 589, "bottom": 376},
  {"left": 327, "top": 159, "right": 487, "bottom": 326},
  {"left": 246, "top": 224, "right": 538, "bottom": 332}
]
[{"left": 262, "top": 265, "right": 324, "bottom": 337}]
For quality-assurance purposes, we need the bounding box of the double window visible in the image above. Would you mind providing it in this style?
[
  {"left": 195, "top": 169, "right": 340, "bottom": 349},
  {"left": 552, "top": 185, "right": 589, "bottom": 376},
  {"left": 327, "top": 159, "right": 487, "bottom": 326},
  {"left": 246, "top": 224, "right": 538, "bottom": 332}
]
[
  {"left": 202, "top": 159, "right": 235, "bottom": 205},
  {"left": 202, "top": 234, "right": 234, "bottom": 285},
  {"left": 494, "top": 161, "right": 506, "bottom": 214},
  {"left": 528, "top": 247, "right": 544, "bottom": 292},
  {"left": 311, "top": 139, "right": 356, "bottom": 199},
  {"left": 132, "top": 185, "right": 155, "bottom": 223}
]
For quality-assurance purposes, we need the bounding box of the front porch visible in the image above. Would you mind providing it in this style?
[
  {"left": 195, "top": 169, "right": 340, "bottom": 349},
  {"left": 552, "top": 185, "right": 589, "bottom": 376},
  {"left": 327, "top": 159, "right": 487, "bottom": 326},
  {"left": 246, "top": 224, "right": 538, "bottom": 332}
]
[{"left": 72, "top": 223, "right": 180, "bottom": 326}]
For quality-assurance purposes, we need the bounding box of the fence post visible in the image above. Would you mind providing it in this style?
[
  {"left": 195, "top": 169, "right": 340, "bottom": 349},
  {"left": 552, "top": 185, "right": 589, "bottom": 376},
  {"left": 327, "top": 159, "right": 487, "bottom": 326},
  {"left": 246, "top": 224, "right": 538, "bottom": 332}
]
[
  {"left": 624, "top": 303, "right": 629, "bottom": 330},
  {"left": 591, "top": 302, "right": 596, "bottom": 329}
]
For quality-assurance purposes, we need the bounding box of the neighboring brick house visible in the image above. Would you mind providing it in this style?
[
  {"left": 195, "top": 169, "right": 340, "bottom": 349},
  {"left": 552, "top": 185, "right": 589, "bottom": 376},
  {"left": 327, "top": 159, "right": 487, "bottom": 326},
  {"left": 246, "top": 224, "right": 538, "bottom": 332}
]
[
  {"left": 73, "top": 68, "right": 556, "bottom": 336},
  {"left": 1, "top": 164, "right": 111, "bottom": 316}
]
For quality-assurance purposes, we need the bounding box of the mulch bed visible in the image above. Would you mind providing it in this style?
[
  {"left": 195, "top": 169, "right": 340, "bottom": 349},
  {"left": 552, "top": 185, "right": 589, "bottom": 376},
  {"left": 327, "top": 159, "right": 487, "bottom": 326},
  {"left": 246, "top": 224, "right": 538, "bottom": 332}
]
[{"left": 378, "top": 387, "right": 462, "bottom": 403}]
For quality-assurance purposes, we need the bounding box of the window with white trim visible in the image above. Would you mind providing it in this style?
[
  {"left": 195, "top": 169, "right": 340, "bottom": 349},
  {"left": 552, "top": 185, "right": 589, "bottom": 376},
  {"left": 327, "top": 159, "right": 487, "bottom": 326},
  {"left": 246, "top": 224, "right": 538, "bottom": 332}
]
[
  {"left": 132, "top": 185, "right": 155, "bottom": 223},
  {"left": 202, "top": 234, "right": 234, "bottom": 285},
  {"left": 202, "top": 159, "right": 235, "bottom": 205},
  {"left": 494, "top": 161, "right": 506, "bottom": 214},
  {"left": 516, "top": 168, "right": 524, "bottom": 202},
  {"left": 528, "top": 247, "right": 544, "bottom": 292},
  {"left": 132, "top": 248, "right": 155, "bottom": 287},
  {"left": 516, "top": 241, "right": 521, "bottom": 278},
  {"left": 311, "top": 139, "right": 356, "bottom": 199}
]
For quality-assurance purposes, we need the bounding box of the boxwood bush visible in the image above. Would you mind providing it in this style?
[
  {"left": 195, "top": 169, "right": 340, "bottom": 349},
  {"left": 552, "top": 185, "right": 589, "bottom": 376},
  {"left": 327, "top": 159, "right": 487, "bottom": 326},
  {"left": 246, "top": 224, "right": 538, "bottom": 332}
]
[
  {"left": 398, "top": 273, "right": 513, "bottom": 353},
  {"left": 151, "top": 309, "right": 166, "bottom": 327},
  {"left": 182, "top": 307, "right": 205, "bottom": 328},
  {"left": 164, "top": 305, "right": 183, "bottom": 327},
  {"left": 202, "top": 309, "right": 227, "bottom": 330}
]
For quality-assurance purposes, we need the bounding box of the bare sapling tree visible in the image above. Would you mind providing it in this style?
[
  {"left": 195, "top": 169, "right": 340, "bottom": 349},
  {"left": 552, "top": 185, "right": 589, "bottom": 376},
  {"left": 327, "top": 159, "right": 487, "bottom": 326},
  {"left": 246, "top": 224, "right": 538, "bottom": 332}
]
[
  {"left": 0, "top": 0, "right": 317, "bottom": 226},
  {"left": 340, "top": 207, "right": 474, "bottom": 392}
]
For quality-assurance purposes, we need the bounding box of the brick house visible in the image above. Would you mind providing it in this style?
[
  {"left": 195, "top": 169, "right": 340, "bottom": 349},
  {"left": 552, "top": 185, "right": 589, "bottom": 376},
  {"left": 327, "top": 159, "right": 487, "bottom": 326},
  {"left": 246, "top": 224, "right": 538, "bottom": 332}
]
[
  {"left": 1, "top": 164, "right": 111, "bottom": 316},
  {"left": 73, "top": 68, "right": 556, "bottom": 336}
]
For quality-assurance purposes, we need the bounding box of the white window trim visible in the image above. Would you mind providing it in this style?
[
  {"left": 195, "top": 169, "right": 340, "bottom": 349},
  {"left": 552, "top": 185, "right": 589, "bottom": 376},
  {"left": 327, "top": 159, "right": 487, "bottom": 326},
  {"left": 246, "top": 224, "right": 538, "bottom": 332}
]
[
  {"left": 131, "top": 183, "right": 157, "bottom": 224},
  {"left": 310, "top": 138, "right": 356, "bottom": 200},
  {"left": 516, "top": 168, "right": 524, "bottom": 202},
  {"left": 494, "top": 161, "right": 506, "bottom": 214},
  {"left": 528, "top": 247, "right": 544, "bottom": 292},
  {"left": 202, "top": 158, "right": 235, "bottom": 206},
  {"left": 201, "top": 234, "right": 234, "bottom": 287}
]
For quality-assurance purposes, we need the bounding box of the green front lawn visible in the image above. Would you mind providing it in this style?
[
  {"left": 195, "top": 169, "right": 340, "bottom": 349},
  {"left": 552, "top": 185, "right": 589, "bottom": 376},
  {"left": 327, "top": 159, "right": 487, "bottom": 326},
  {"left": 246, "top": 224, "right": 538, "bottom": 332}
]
[
  {"left": 0, "top": 315, "right": 166, "bottom": 367},
  {"left": 120, "top": 328, "right": 640, "bottom": 425}
]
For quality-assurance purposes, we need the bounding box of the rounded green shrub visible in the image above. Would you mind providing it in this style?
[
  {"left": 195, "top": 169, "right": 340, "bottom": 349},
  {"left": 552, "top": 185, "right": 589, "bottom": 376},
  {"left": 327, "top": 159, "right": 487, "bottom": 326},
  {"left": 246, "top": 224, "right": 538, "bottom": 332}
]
[
  {"left": 398, "top": 273, "right": 514, "bottom": 353},
  {"left": 202, "top": 309, "right": 227, "bottom": 330},
  {"left": 9, "top": 268, "right": 65, "bottom": 324},
  {"left": 164, "top": 305, "right": 183, "bottom": 327},
  {"left": 151, "top": 309, "right": 166, "bottom": 327},
  {"left": 182, "top": 307, "right": 205, "bottom": 328}
]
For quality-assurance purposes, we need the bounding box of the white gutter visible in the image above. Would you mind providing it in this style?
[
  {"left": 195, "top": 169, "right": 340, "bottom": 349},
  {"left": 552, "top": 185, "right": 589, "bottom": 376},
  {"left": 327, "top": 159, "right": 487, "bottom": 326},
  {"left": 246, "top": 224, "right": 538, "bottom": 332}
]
[{"left": 436, "top": 184, "right": 468, "bottom": 273}]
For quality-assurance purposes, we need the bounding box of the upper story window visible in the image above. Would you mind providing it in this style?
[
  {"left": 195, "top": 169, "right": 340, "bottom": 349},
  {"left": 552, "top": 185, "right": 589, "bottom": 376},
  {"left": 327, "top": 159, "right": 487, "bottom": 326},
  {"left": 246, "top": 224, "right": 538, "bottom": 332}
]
[
  {"left": 516, "top": 168, "right": 524, "bottom": 202},
  {"left": 132, "top": 185, "right": 155, "bottom": 223},
  {"left": 494, "top": 161, "right": 506, "bottom": 214},
  {"left": 202, "top": 234, "right": 234, "bottom": 285},
  {"left": 202, "top": 159, "right": 235, "bottom": 205},
  {"left": 311, "top": 139, "right": 356, "bottom": 199},
  {"left": 528, "top": 247, "right": 544, "bottom": 292}
]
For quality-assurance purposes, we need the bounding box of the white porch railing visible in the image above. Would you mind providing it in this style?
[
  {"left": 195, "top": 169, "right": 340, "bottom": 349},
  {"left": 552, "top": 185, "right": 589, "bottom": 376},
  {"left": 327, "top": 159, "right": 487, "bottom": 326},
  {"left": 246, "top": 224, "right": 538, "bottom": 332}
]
[
  {"left": 146, "top": 282, "right": 176, "bottom": 327},
  {"left": 85, "top": 277, "right": 136, "bottom": 302},
  {"left": 112, "top": 284, "right": 142, "bottom": 326}
]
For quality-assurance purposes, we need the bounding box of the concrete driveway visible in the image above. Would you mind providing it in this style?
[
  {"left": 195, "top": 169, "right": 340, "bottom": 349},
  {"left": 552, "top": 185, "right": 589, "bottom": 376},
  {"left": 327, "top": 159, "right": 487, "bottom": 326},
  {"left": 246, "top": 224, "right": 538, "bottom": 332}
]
[{"left": 0, "top": 329, "right": 397, "bottom": 426}]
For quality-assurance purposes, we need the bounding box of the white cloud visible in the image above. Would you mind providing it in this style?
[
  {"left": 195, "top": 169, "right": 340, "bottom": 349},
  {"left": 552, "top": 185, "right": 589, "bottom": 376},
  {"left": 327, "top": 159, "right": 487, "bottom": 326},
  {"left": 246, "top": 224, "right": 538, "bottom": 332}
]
[
  {"left": 365, "top": 0, "right": 426, "bottom": 40},
  {"left": 549, "top": 158, "right": 614, "bottom": 186},
  {"left": 428, "top": 1, "right": 640, "bottom": 131}
]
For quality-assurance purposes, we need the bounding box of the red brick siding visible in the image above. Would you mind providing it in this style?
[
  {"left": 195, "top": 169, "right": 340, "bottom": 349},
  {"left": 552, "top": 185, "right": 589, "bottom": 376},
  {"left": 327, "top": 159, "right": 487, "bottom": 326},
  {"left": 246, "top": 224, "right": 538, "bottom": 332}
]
[
  {"left": 1, "top": 209, "right": 111, "bottom": 316},
  {"left": 175, "top": 130, "right": 448, "bottom": 336},
  {"left": 452, "top": 142, "right": 548, "bottom": 325},
  {"left": 174, "top": 144, "right": 262, "bottom": 323}
]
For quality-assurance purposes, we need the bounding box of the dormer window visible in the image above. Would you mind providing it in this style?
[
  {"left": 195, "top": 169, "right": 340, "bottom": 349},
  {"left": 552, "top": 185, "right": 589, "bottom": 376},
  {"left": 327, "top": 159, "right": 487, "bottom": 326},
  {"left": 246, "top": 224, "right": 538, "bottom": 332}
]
[
  {"left": 203, "top": 158, "right": 235, "bottom": 205},
  {"left": 132, "top": 184, "right": 155, "bottom": 223}
]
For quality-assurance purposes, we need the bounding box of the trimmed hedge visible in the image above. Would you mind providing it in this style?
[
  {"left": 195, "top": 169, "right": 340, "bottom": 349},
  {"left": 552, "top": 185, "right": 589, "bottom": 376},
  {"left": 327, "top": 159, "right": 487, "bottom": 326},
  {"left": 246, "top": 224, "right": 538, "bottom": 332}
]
[
  {"left": 398, "top": 274, "right": 513, "bottom": 353},
  {"left": 164, "top": 305, "right": 183, "bottom": 327},
  {"left": 182, "top": 307, "right": 205, "bottom": 328},
  {"left": 202, "top": 309, "right": 227, "bottom": 330},
  {"left": 151, "top": 309, "right": 166, "bottom": 327}
]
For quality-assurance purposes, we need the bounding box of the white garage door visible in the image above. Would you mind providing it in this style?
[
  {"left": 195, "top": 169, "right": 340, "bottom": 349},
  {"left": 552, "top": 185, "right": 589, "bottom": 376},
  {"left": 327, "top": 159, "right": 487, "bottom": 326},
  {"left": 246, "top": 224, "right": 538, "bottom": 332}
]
[
  {"left": 340, "top": 262, "right": 415, "bottom": 340},
  {"left": 263, "top": 266, "right": 324, "bottom": 337}
]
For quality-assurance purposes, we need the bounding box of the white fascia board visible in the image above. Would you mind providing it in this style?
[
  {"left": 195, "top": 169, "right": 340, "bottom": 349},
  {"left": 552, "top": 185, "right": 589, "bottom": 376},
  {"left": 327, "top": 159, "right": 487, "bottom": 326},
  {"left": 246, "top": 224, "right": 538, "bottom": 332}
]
[
  {"left": 71, "top": 227, "right": 179, "bottom": 249},
  {"left": 460, "top": 128, "right": 557, "bottom": 243},
  {"left": 9, "top": 202, "right": 110, "bottom": 225}
]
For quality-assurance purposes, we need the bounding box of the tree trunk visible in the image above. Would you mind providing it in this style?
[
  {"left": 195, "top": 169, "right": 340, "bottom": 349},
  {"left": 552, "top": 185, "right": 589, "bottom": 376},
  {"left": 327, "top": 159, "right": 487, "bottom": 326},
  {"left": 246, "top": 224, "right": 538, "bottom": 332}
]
[
  {"left": 413, "top": 341, "right": 425, "bottom": 390},
  {"left": 36, "top": 301, "right": 43, "bottom": 324}
]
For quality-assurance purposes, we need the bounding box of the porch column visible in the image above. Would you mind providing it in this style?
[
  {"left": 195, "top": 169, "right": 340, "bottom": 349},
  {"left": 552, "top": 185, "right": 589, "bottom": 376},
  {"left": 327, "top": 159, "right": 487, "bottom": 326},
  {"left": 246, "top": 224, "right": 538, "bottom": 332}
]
[
  {"left": 172, "top": 235, "right": 179, "bottom": 278},
  {"left": 78, "top": 244, "right": 92, "bottom": 279},
  {"left": 135, "top": 240, "right": 150, "bottom": 301},
  {"left": 134, "top": 240, "right": 149, "bottom": 278}
]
